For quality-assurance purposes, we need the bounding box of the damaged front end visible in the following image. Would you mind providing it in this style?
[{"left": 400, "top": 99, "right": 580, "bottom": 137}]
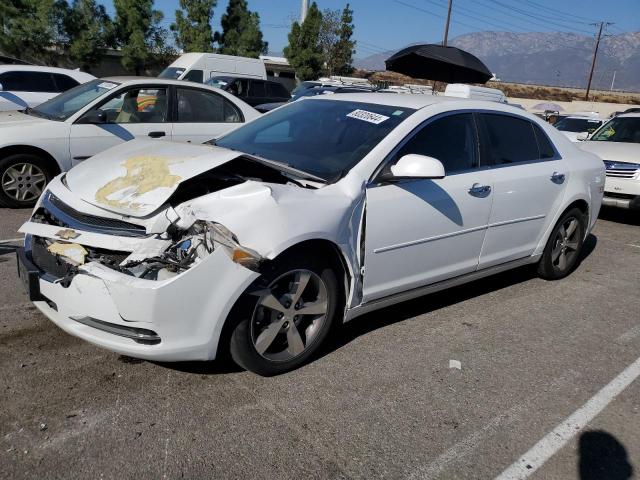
[
  {"left": 118, "top": 220, "right": 264, "bottom": 280},
  {"left": 25, "top": 191, "right": 265, "bottom": 285}
]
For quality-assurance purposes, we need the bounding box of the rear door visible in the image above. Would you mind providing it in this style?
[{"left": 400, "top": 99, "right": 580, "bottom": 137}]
[
  {"left": 69, "top": 85, "right": 171, "bottom": 165},
  {"left": 477, "top": 112, "right": 568, "bottom": 268},
  {"left": 247, "top": 80, "right": 268, "bottom": 106},
  {"left": 363, "top": 112, "right": 493, "bottom": 301},
  {"left": 172, "top": 86, "right": 244, "bottom": 144}
]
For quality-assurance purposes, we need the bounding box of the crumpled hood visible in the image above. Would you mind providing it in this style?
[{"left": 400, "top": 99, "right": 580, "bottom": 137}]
[
  {"left": 65, "top": 139, "right": 243, "bottom": 217},
  {"left": 578, "top": 141, "right": 640, "bottom": 164}
]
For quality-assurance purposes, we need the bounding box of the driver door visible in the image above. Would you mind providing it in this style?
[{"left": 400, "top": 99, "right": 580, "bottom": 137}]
[
  {"left": 69, "top": 86, "right": 172, "bottom": 166},
  {"left": 362, "top": 113, "right": 493, "bottom": 302}
]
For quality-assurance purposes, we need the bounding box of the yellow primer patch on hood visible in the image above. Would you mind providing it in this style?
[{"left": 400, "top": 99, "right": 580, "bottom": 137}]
[
  {"left": 95, "top": 155, "right": 183, "bottom": 210},
  {"left": 47, "top": 242, "right": 88, "bottom": 265}
]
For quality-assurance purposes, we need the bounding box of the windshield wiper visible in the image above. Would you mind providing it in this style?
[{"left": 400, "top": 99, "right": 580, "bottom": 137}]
[{"left": 244, "top": 153, "right": 327, "bottom": 183}]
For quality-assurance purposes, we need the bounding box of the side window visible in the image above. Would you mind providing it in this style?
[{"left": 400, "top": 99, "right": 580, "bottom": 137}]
[
  {"left": 267, "top": 82, "right": 288, "bottom": 98},
  {"left": 250, "top": 80, "right": 266, "bottom": 98},
  {"left": 481, "top": 113, "right": 540, "bottom": 164},
  {"left": 395, "top": 113, "right": 479, "bottom": 174},
  {"left": 228, "top": 79, "right": 248, "bottom": 97},
  {"left": 176, "top": 88, "right": 242, "bottom": 123},
  {"left": 94, "top": 87, "right": 169, "bottom": 123},
  {"left": 532, "top": 123, "right": 557, "bottom": 159},
  {"left": 0, "top": 71, "right": 57, "bottom": 92},
  {"left": 183, "top": 69, "right": 203, "bottom": 83},
  {"left": 52, "top": 74, "right": 80, "bottom": 92}
]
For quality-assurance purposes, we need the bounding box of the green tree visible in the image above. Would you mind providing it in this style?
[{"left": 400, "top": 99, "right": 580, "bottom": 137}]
[
  {"left": 113, "top": 0, "right": 166, "bottom": 74},
  {"left": 62, "top": 0, "right": 115, "bottom": 70},
  {"left": 0, "top": 0, "right": 66, "bottom": 63},
  {"left": 333, "top": 3, "right": 355, "bottom": 76},
  {"left": 171, "top": 0, "right": 215, "bottom": 52},
  {"left": 214, "top": 0, "right": 267, "bottom": 58},
  {"left": 283, "top": 1, "right": 323, "bottom": 81}
]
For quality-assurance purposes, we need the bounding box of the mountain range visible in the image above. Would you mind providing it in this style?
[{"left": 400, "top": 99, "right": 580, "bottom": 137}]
[{"left": 354, "top": 32, "right": 640, "bottom": 92}]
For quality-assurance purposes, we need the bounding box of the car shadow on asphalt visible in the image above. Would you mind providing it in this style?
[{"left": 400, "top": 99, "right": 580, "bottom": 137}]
[
  {"left": 317, "top": 233, "right": 598, "bottom": 362},
  {"left": 598, "top": 207, "right": 640, "bottom": 226},
  {"left": 162, "top": 234, "right": 597, "bottom": 376}
]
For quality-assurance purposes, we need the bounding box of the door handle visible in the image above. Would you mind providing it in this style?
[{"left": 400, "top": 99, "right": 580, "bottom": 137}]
[
  {"left": 148, "top": 131, "right": 166, "bottom": 138},
  {"left": 469, "top": 183, "right": 491, "bottom": 197},
  {"left": 551, "top": 172, "right": 565, "bottom": 184}
]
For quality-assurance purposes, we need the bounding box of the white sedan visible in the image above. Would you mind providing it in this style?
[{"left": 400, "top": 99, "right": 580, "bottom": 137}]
[
  {"left": 0, "top": 65, "right": 95, "bottom": 112},
  {"left": 17, "top": 93, "right": 605, "bottom": 375},
  {"left": 0, "top": 77, "right": 259, "bottom": 207}
]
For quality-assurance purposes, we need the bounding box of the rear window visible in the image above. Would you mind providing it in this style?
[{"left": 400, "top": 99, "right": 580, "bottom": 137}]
[
  {"left": 481, "top": 113, "right": 541, "bottom": 165},
  {"left": 52, "top": 73, "right": 80, "bottom": 92}
]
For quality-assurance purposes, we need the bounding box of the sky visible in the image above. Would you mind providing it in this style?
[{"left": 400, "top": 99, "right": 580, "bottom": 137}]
[{"left": 96, "top": 0, "right": 640, "bottom": 58}]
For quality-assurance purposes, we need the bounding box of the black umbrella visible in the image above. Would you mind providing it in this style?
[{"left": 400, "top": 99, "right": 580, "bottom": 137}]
[{"left": 385, "top": 44, "right": 492, "bottom": 84}]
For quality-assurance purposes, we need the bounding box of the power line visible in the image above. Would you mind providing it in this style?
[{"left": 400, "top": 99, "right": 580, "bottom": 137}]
[{"left": 520, "top": 0, "right": 600, "bottom": 24}]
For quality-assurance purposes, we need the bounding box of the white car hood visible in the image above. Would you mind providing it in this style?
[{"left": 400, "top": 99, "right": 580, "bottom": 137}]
[
  {"left": 578, "top": 141, "right": 640, "bottom": 163},
  {"left": 65, "top": 139, "right": 244, "bottom": 217},
  {"left": 0, "top": 110, "right": 50, "bottom": 127}
]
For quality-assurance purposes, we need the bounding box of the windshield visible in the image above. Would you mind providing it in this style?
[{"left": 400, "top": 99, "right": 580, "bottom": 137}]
[
  {"left": 590, "top": 117, "right": 640, "bottom": 143},
  {"left": 554, "top": 118, "right": 602, "bottom": 133},
  {"left": 30, "top": 79, "right": 120, "bottom": 121},
  {"left": 215, "top": 99, "right": 415, "bottom": 181},
  {"left": 158, "top": 67, "right": 185, "bottom": 79}
]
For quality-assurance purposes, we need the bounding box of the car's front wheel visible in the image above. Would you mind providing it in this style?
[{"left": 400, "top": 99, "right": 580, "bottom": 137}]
[
  {"left": 0, "top": 153, "right": 52, "bottom": 208},
  {"left": 537, "top": 207, "right": 585, "bottom": 280},
  {"left": 230, "top": 253, "right": 340, "bottom": 376}
]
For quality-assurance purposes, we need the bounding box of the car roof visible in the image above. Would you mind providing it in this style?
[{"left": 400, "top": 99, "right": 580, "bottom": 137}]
[
  {"left": 616, "top": 113, "right": 640, "bottom": 118},
  {"left": 0, "top": 64, "right": 93, "bottom": 77},
  {"left": 100, "top": 76, "right": 218, "bottom": 88},
  {"left": 307, "top": 92, "right": 527, "bottom": 113}
]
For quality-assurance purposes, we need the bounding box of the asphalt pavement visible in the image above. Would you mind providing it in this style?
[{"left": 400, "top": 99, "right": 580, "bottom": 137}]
[{"left": 1, "top": 206, "right": 639, "bottom": 479}]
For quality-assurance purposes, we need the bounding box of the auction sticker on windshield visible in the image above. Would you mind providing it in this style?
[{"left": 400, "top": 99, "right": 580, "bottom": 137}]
[
  {"left": 97, "top": 82, "right": 118, "bottom": 90},
  {"left": 347, "top": 109, "right": 390, "bottom": 124}
]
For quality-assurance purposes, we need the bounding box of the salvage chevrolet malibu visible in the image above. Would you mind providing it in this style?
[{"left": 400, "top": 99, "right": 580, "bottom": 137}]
[{"left": 17, "top": 93, "right": 605, "bottom": 375}]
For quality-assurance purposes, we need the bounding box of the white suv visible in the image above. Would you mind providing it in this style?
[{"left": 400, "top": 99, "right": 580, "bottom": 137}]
[
  {"left": 0, "top": 65, "right": 94, "bottom": 111},
  {"left": 579, "top": 113, "right": 640, "bottom": 210},
  {"left": 17, "top": 93, "right": 605, "bottom": 375}
]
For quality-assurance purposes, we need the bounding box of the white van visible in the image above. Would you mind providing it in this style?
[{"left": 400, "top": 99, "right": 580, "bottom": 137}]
[{"left": 159, "top": 53, "right": 267, "bottom": 83}]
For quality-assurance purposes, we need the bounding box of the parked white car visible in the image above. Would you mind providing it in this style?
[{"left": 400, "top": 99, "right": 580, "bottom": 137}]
[
  {"left": 0, "top": 77, "right": 259, "bottom": 207},
  {"left": 554, "top": 115, "right": 604, "bottom": 142},
  {"left": 17, "top": 93, "right": 605, "bottom": 375},
  {"left": 0, "top": 65, "right": 94, "bottom": 112},
  {"left": 578, "top": 113, "right": 640, "bottom": 210}
]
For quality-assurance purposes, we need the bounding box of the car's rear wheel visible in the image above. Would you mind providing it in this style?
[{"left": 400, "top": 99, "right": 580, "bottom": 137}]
[
  {"left": 537, "top": 208, "right": 585, "bottom": 280},
  {"left": 230, "top": 254, "right": 340, "bottom": 376},
  {"left": 0, "top": 154, "right": 53, "bottom": 208}
]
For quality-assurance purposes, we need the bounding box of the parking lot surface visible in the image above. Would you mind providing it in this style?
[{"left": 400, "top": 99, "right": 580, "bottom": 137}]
[{"left": 1, "top": 207, "right": 639, "bottom": 479}]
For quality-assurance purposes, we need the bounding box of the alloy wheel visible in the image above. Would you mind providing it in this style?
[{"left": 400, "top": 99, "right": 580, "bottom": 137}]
[
  {"left": 2, "top": 163, "right": 47, "bottom": 202},
  {"left": 250, "top": 269, "right": 328, "bottom": 362},
  {"left": 551, "top": 216, "right": 580, "bottom": 272}
]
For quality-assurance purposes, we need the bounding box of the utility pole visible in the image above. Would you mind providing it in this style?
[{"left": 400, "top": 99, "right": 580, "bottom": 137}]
[
  {"left": 301, "top": 0, "right": 308, "bottom": 23},
  {"left": 585, "top": 21, "right": 612, "bottom": 100},
  {"left": 443, "top": 0, "right": 453, "bottom": 46}
]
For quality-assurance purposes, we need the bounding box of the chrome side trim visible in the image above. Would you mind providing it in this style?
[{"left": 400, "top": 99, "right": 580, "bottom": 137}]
[
  {"left": 70, "top": 315, "right": 161, "bottom": 345},
  {"left": 344, "top": 255, "right": 540, "bottom": 322},
  {"left": 373, "top": 214, "right": 546, "bottom": 254}
]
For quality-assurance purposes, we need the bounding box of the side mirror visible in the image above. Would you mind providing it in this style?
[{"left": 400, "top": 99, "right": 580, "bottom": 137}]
[
  {"left": 388, "top": 154, "right": 445, "bottom": 180},
  {"left": 0, "top": 82, "right": 3, "bottom": 92},
  {"left": 80, "top": 110, "right": 107, "bottom": 124},
  {"left": 576, "top": 132, "right": 589, "bottom": 141}
]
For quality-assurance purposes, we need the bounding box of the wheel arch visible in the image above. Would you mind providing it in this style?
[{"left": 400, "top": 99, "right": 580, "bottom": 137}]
[
  {"left": 0, "top": 145, "right": 62, "bottom": 176},
  {"left": 534, "top": 196, "right": 591, "bottom": 256}
]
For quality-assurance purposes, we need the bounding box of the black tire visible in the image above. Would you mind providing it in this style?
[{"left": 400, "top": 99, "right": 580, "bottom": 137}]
[
  {"left": 229, "top": 252, "right": 341, "bottom": 376},
  {"left": 0, "top": 153, "right": 54, "bottom": 208},
  {"left": 537, "top": 208, "right": 585, "bottom": 280}
]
